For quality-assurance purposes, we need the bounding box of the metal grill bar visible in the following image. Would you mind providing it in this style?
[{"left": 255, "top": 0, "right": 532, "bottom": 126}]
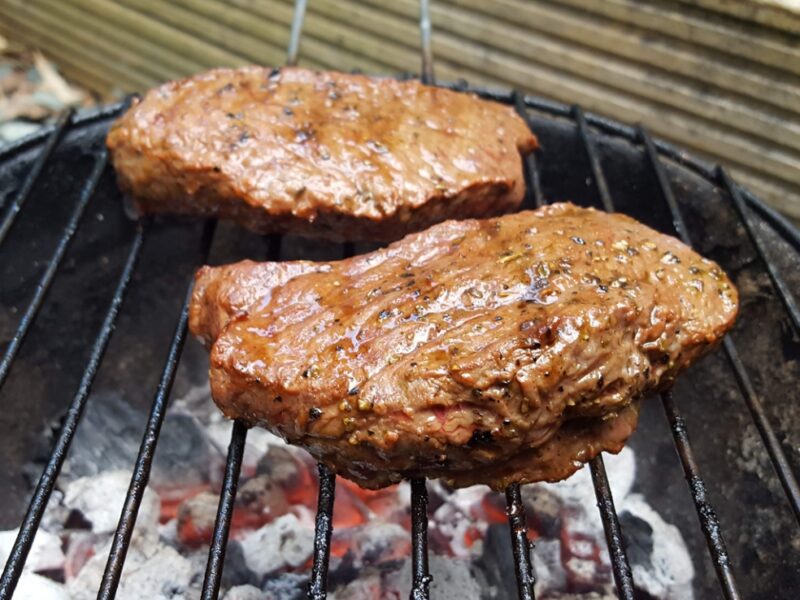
[
  {"left": 0, "top": 225, "right": 144, "bottom": 600},
  {"left": 505, "top": 483, "right": 536, "bottom": 600},
  {"left": 718, "top": 169, "right": 800, "bottom": 336},
  {"left": 638, "top": 128, "right": 742, "bottom": 599},
  {"left": 724, "top": 338, "right": 800, "bottom": 522},
  {"left": 512, "top": 92, "right": 544, "bottom": 210},
  {"left": 419, "top": 0, "right": 434, "bottom": 85},
  {"left": 0, "top": 148, "right": 109, "bottom": 391},
  {"left": 573, "top": 106, "right": 614, "bottom": 213},
  {"left": 514, "top": 94, "right": 636, "bottom": 598},
  {"left": 589, "top": 456, "right": 636, "bottom": 600},
  {"left": 636, "top": 129, "right": 800, "bottom": 524},
  {"left": 201, "top": 420, "right": 248, "bottom": 600},
  {"left": 0, "top": 111, "right": 72, "bottom": 248},
  {"left": 410, "top": 478, "right": 431, "bottom": 600},
  {"left": 660, "top": 392, "right": 741, "bottom": 600},
  {"left": 308, "top": 464, "right": 336, "bottom": 600},
  {"left": 572, "top": 105, "right": 637, "bottom": 599},
  {"left": 286, "top": 0, "right": 307, "bottom": 66},
  {"left": 97, "top": 220, "right": 216, "bottom": 599}
]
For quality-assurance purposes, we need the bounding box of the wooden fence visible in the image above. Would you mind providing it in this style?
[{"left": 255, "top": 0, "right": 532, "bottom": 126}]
[{"left": 1, "top": 0, "right": 798, "bottom": 217}]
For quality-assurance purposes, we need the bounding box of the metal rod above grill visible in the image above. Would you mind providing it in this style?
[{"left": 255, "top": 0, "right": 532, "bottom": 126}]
[
  {"left": 639, "top": 128, "right": 743, "bottom": 600},
  {"left": 410, "top": 478, "right": 432, "bottom": 600},
  {"left": 0, "top": 111, "right": 72, "bottom": 248},
  {"left": 0, "top": 148, "right": 109, "bottom": 391},
  {"left": 505, "top": 483, "right": 536, "bottom": 600},
  {"left": 308, "top": 465, "right": 336, "bottom": 600},
  {"left": 97, "top": 220, "right": 216, "bottom": 599},
  {"left": 0, "top": 225, "right": 144, "bottom": 600},
  {"left": 660, "top": 392, "right": 741, "bottom": 600},
  {"left": 718, "top": 169, "right": 800, "bottom": 336},
  {"left": 201, "top": 420, "right": 248, "bottom": 600}
]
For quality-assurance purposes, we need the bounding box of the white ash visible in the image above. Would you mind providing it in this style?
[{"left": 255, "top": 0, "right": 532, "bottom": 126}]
[
  {"left": 531, "top": 539, "right": 567, "bottom": 592},
  {"left": 430, "top": 482, "right": 493, "bottom": 558},
  {"left": 523, "top": 447, "right": 695, "bottom": 599},
  {"left": 8, "top": 572, "right": 68, "bottom": 600},
  {"left": 67, "top": 531, "right": 192, "bottom": 600},
  {"left": 348, "top": 522, "right": 408, "bottom": 566},
  {"left": 330, "top": 554, "right": 484, "bottom": 599},
  {"left": 223, "top": 584, "right": 267, "bottom": 600},
  {"left": 622, "top": 495, "right": 694, "bottom": 599},
  {"left": 0, "top": 528, "right": 64, "bottom": 574},
  {"left": 239, "top": 514, "right": 314, "bottom": 579},
  {"left": 63, "top": 470, "right": 160, "bottom": 535}
]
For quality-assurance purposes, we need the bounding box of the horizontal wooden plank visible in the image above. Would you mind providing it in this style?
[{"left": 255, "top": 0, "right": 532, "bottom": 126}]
[
  {"left": 675, "top": 0, "right": 800, "bottom": 35},
  {"left": 1, "top": 0, "right": 797, "bottom": 216},
  {"left": 333, "top": 0, "right": 800, "bottom": 154},
  {"left": 553, "top": 0, "right": 800, "bottom": 76},
  {"left": 0, "top": 7, "right": 154, "bottom": 93},
  {"left": 437, "top": 0, "right": 800, "bottom": 114}
]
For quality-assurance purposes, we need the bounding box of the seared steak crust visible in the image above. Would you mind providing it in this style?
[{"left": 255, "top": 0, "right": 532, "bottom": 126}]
[
  {"left": 190, "top": 203, "right": 738, "bottom": 489},
  {"left": 106, "top": 67, "right": 537, "bottom": 242}
]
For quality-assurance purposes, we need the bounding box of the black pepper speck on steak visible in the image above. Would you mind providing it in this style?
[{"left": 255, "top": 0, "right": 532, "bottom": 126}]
[
  {"left": 106, "top": 66, "right": 537, "bottom": 242},
  {"left": 190, "top": 203, "right": 738, "bottom": 490}
]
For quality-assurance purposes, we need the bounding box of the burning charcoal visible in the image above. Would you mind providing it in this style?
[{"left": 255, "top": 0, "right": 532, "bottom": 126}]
[
  {"left": 63, "top": 470, "right": 160, "bottom": 535},
  {"left": 430, "top": 485, "right": 495, "bottom": 557},
  {"left": 328, "top": 572, "right": 383, "bottom": 599},
  {"left": 330, "top": 522, "right": 410, "bottom": 568},
  {"left": 62, "top": 392, "right": 221, "bottom": 496},
  {"left": 619, "top": 496, "right": 694, "bottom": 600},
  {"left": 236, "top": 475, "right": 291, "bottom": 528},
  {"left": 261, "top": 572, "right": 310, "bottom": 600},
  {"left": 223, "top": 584, "right": 266, "bottom": 600},
  {"left": 67, "top": 534, "right": 192, "bottom": 600},
  {"left": 151, "top": 410, "right": 223, "bottom": 496},
  {"left": 177, "top": 490, "right": 222, "bottom": 548},
  {"left": 529, "top": 539, "right": 567, "bottom": 596},
  {"left": 63, "top": 532, "right": 105, "bottom": 581},
  {"left": 383, "top": 555, "right": 485, "bottom": 599},
  {"left": 560, "top": 504, "right": 609, "bottom": 592},
  {"left": 521, "top": 484, "right": 562, "bottom": 538},
  {"left": 238, "top": 514, "right": 314, "bottom": 581},
  {"left": 255, "top": 445, "right": 312, "bottom": 490},
  {"left": 219, "top": 540, "right": 260, "bottom": 590},
  {"left": 59, "top": 392, "right": 144, "bottom": 482},
  {"left": 472, "top": 523, "right": 523, "bottom": 600}
]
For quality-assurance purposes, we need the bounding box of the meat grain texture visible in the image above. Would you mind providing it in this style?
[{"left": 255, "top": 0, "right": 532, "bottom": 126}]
[
  {"left": 190, "top": 203, "right": 738, "bottom": 489},
  {"left": 106, "top": 67, "right": 537, "bottom": 241}
]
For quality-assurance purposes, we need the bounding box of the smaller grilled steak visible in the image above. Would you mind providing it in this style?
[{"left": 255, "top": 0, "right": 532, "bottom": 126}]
[
  {"left": 106, "top": 67, "right": 537, "bottom": 242},
  {"left": 190, "top": 203, "right": 738, "bottom": 489}
]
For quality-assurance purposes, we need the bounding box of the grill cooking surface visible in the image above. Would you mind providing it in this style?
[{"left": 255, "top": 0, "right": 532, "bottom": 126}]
[{"left": 1, "top": 3, "right": 799, "bottom": 599}]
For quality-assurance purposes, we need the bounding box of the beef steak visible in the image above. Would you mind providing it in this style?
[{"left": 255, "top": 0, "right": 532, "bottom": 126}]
[
  {"left": 107, "top": 67, "right": 537, "bottom": 242},
  {"left": 190, "top": 203, "right": 738, "bottom": 489}
]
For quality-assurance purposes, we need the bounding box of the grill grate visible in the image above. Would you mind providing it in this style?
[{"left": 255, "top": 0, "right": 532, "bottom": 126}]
[{"left": 0, "top": 1, "right": 798, "bottom": 599}]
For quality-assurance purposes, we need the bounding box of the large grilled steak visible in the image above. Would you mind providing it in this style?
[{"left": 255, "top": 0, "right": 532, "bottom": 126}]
[
  {"left": 106, "top": 67, "right": 537, "bottom": 242},
  {"left": 189, "top": 203, "right": 738, "bottom": 489}
]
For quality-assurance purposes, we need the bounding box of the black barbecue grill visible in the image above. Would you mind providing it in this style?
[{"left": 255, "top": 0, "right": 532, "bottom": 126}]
[{"left": 0, "top": 2, "right": 798, "bottom": 599}]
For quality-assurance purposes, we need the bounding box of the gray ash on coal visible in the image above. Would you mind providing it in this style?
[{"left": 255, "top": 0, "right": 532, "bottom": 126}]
[{"left": 6, "top": 384, "right": 696, "bottom": 599}]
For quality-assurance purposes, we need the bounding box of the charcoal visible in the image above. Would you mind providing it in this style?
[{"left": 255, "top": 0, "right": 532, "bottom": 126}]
[
  {"left": 63, "top": 470, "right": 159, "bottom": 535},
  {"left": 239, "top": 514, "right": 314, "bottom": 580},
  {"left": 261, "top": 572, "right": 310, "bottom": 600}
]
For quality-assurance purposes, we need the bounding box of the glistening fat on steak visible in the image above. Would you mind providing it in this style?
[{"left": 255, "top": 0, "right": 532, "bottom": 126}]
[
  {"left": 189, "top": 203, "right": 738, "bottom": 490},
  {"left": 106, "top": 67, "right": 538, "bottom": 242}
]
